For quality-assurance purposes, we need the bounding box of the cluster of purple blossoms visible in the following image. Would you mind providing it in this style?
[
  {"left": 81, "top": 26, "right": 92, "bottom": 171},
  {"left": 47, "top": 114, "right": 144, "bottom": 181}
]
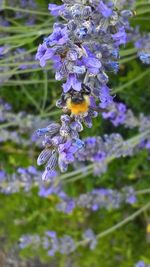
[
  {"left": 0, "top": 166, "right": 43, "bottom": 194},
  {"left": 56, "top": 186, "right": 137, "bottom": 214},
  {"left": 1, "top": 97, "right": 150, "bottom": 180},
  {"left": 0, "top": 165, "right": 137, "bottom": 215},
  {"left": 36, "top": 114, "right": 85, "bottom": 177},
  {"left": 36, "top": 0, "right": 134, "bottom": 118},
  {"left": 0, "top": 165, "right": 66, "bottom": 198},
  {"left": 128, "top": 27, "right": 150, "bottom": 65},
  {"left": 36, "top": 1, "right": 135, "bottom": 176},
  {"left": 0, "top": 98, "right": 51, "bottom": 146},
  {"left": 19, "top": 231, "right": 75, "bottom": 256},
  {"left": 100, "top": 102, "right": 150, "bottom": 152},
  {"left": 75, "top": 133, "right": 136, "bottom": 174},
  {"left": 19, "top": 228, "right": 97, "bottom": 256},
  {"left": 101, "top": 101, "right": 139, "bottom": 128},
  {"left": 36, "top": 111, "right": 150, "bottom": 178}
]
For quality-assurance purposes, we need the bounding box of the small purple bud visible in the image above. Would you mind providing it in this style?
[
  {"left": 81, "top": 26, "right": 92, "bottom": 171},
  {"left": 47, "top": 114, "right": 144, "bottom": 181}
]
[
  {"left": 36, "top": 128, "right": 49, "bottom": 136},
  {"left": 46, "top": 123, "right": 60, "bottom": 136},
  {"left": 46, "top": 151, "right": 57, "bottom": 171},
  {"left": 60, "top": 125, "right": 71, "bottom": 137},
  {"left": 70, "top": 121, "right": 83, "bottom": 132},
  {"left": 73, "top": 138, "right": 85, "bottom": 149},
  {"left": 37, "top": 149, "right": 53, "bottom": 166},
  {"left": 61, "top": 115, "right": 71, "bottom": 123}
]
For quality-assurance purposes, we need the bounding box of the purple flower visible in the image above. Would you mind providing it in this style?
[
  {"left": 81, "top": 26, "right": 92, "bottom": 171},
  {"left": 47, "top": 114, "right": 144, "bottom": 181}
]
[
  {"left": 35, "top": 43, "right": 55, "bottom": 67},
  {"left": 42, "top": 166, "right": 58, "bottom": 181},
  {"left": 58, "top": 140, "right": 78, "bottom": 164},
  {"left": 102, "top": 103, "right": 127, "bottom": 126},
  {"left": 72, "top": 138, "right": 84, "bottom": 149},
  {"left": 59, "top": 235, "right": 75, "bottom": 254},
  {"left": 58, "top": 139, "right": 81, "bottom": 172},
  {"left": 97, "top": 1, "right": 113, "bottom": 18},
  {"left": 0, "top": 46, "right": 8, "bottom": 58},
  {"left": 93, "top": 151, "right": 106, "bottom": 161},
  {"left": 17, "top": 167, "right": 27, "bottom": 175},
  {"left": 82, "top": 229, "right": 97, "bottom": 250},
  {"left": 82, "top": 56, "right": 101, "bottom": 74},
  {"left": 135, "top": 39, "right": 143, "bottom": 49},
  {"left": 46, "top": 231, "right": 59, "bottom": 256},
  {"left": 124, "top": 187, "right": 137, "bottom": 205},
  {"left": 57, "top": 198, "right": 75, "bottom": 214},
  {"left": 138, "top": 51, "right": 150, "bottom": 64},
  {"left": 134, "top": 34, "right": 150, "bottom": 50},
  {"left": 99, "top": 85, "right": 113, "bottom": 108},
  {"left": 27, "top": 166, "right": 38, "bottom": 175},
  {"left": 112, "top": 28, "right": 127, "bottom": 45},
  {"left": 65, "top": 200, "right": 75, "bottom": 213},
  {"left": 145, "top": 140, "right": 150, "bottom": 150},
  {"left": 135, "top": 261, "right": 146, "bottom": 267},
  {"left": 76, "top": 27, "right": 88, "bottom": 39},
  {"left": 62, "top": 74, "right": 82, "bottom": 93},
  {"left": 39, "top": 179, "right": 59, "bottom": 197},
  {"left": 37, "top": 149, "right": 53, "bottom": 166},
  {"left": 48, "top": 4, "right": 65, "bottom": 17},
  {"left": 46, "top": 26, "right": 68, "bottom": 46},
  {"left": 108, "top": 61, "right": 119, "bottom": 73},
  {"left": 19, "top": 235, "right": 32, "bottom": 249}
]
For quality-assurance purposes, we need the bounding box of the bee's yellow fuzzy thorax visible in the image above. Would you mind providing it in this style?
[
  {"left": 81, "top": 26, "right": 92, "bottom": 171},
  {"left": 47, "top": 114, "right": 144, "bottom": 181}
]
[{"left": 67, "top": 96, "right": 90, "bottom": 115}]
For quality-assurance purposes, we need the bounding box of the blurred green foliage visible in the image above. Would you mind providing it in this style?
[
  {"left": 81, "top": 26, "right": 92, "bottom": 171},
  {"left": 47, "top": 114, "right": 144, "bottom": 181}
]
[{"left": 1, "top": 0, "right": 150, "bottom": 266}]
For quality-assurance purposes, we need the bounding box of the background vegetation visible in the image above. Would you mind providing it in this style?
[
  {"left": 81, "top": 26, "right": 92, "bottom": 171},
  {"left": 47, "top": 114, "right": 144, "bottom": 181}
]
[{"left": 0, "top": 0, "right": 150, "bottom": 266}]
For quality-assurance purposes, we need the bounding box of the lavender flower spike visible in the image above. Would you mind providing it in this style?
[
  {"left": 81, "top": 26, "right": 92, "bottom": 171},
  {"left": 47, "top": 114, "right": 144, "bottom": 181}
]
[{"left": 35, "top": 0, "right": 135, "bottom": 175}]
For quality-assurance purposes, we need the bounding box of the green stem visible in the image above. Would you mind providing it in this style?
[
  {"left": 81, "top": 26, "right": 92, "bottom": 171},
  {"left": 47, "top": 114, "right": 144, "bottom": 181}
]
[
  {"left": 76, "top": 202, "right": 150, "bottom": 248},
  {"left": 0, "top": 66, "right": 51, "bottom": 76},
  {"left": 136, "top": 8, "right": 150, "bottom": 15},
  {"left": 54, "top": 164, "right": 94, "bottom": 186},
  {"left": 133, "top": 17, "right": 150, "bottom": 21},
  {"left": 119, "top": 55, "right": 137, "bottom": 64},
  {"left": 0, "top": 29, "right": 51, "bottom": 44},
  {"left": 136, "top": 189, "right": 150, "bottom": 195},
  {"left": 63, "top": 170, "right": 93, "bottom": 184},
  {"left": 21, "top": 87, "right": 42, "bottom": 113},
  {"left": 113, "top": 68, "right": 150, "bottom": 94},
  {"left": 97, "top": 202, "right": 150, "bottom": 239},
  {"left": 120, "top": 48, "right": 137, "bottom": 57},
  {"left": 135, "top": 2, "right": 150, "bottom": 7},
  {"left": 0, "top": 122, "right": 18, "bottom": 129},
  {"left": 0, "top": 61, "right": 40, "bottom": 67},
  {"left": 3, "top": 6, "right": 50, "bottom": 16},
  {"left": 0, "top": 48, "right": 36, "bottom": 63},
  {"left": 40, "top": 110, "right": 61, "bottom": 118},
  {"left": 15, "top": 73, "right": 42, "bottom": 113},
  {"left": 3, "top": 80, "right": 56, "bottom": 86}
]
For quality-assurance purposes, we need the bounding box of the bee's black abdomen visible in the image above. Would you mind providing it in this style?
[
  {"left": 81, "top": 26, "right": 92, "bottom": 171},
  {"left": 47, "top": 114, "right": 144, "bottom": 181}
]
[
  {"left": 82, "top": 84, "right": 91, "bottom": 95},
  {"left": 71, "top": 95, "right": 84, "bottom": 104}
]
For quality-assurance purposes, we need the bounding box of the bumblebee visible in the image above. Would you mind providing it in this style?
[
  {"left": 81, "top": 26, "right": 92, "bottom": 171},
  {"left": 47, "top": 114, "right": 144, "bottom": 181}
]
[
  {"left": 57, "top": 84, "right": 107, "bottom": 116},
  {"left": 62, "top": 84, "right": 91, "bottom": 115}
]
